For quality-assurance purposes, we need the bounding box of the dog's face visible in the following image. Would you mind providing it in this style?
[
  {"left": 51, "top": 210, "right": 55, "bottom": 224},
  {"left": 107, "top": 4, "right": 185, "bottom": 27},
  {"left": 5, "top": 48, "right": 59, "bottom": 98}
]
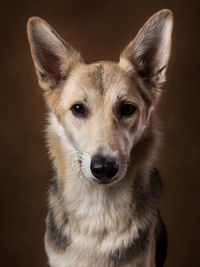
[
  {"left": 57, "top": 62, "right": 147, "bottom": 184},
  {"left": 27, "top": 10, "right": 173, "bottom": 185}
]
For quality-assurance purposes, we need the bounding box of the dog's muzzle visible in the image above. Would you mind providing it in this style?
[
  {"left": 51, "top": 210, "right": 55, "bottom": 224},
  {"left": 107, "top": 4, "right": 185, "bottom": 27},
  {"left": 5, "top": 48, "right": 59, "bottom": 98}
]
[{"left": 90, "top": 154, "right": 119, "bottom": 184}]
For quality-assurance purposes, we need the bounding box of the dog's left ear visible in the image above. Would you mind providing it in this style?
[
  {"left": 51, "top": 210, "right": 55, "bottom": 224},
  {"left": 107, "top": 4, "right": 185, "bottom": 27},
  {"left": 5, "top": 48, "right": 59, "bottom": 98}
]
[
  {"left": 27, "top": 17, "right": 82, "bottom": 91},
  {"left": 120, "top": 9, "right": 173, "bottom": 96}
]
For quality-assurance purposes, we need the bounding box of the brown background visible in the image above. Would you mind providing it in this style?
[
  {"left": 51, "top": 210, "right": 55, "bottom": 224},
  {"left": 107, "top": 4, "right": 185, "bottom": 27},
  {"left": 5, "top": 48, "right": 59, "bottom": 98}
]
[{"left": 0, "top": 0, "right": 200, "bottom": 266}]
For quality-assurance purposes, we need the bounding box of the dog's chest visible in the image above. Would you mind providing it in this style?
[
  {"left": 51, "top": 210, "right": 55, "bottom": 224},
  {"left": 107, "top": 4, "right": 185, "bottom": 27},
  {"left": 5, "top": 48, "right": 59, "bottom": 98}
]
[
  {"left": 46, "top": 249, "right": 151, "bottom": 267},
  {"left": 45, "top": 172, "right": 159, "bottom": 267},
  {"left": 45, "top": 212, "right": 154, "bottom": 267},
  {"left": 46, "top": 234, "right": 152, "bottom": 267}
]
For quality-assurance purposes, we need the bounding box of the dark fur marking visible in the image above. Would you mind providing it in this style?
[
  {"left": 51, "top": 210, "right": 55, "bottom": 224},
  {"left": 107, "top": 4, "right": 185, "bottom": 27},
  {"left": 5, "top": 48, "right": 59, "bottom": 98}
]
[
  {"left": 149, "top": 168, "right": 163, "bottom": 200},
  {"left": 155, "top": 211, "right": 168, "bottom": 267},
  {"left": 133, "top": 168, "right": 163, "bottom": 215},
  {"left": 88, "top": 64, "right": 104, "bottom": 95},
  {"left": 48, "top": 170, "right": 59, "bottom": 194},
  {"left": 47, "top": 208, "right": 70, "bottom": 250},
  {"left": 96, "top": 65, "right": 104, "bottom": 95},
  {"left": 132, "top": 168, "right": 167, "bottom": 266},
  {"left": 111, "top": 222, "right": 151, "bottom": 264}
]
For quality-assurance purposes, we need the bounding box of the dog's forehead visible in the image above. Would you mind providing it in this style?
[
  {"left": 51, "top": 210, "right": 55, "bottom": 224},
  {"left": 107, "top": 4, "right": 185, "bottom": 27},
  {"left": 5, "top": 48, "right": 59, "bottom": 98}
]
[
  {"left": 74, "top": 62, "right": 133, "bottom": 94},
  {"left": 60, "top": 61, "right": 142, "bottom": 110}
]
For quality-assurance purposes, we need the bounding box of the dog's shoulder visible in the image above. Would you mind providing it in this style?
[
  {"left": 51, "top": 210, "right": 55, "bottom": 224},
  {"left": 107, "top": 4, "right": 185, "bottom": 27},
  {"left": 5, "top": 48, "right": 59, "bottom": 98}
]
[
  {"left": 154, "top": 210, "right": 168, "bottom": 267},
  {"left": 150, "top": 168, "right": 168, "bottom": 267}
]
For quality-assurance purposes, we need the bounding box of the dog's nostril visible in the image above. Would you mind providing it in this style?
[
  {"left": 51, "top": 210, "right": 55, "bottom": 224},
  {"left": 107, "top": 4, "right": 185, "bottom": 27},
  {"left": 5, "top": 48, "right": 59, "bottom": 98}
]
[
  {"left": 105, "top": 162, "right": 118, "bottom": 179},
  {"left": 91, "top": 162, "right": 104, "bottom": 177},
  {"left": 90, "top": 155, "right": 119, "bottom": 180}
]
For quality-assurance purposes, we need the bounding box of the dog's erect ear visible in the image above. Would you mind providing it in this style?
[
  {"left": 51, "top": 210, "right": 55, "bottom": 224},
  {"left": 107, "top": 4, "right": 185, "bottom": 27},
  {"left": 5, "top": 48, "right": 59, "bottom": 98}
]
[
  {"left": 120, "top": 9, "right": 173, "bottom": 94},
  {"left": 27, "top": 17, "right": 82, "bottom": 90}
]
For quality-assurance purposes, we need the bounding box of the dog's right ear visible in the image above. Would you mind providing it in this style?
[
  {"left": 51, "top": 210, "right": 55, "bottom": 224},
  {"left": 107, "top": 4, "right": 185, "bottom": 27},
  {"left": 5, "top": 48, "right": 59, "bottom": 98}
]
[
  {"left": 27, "top": 17, "right": 82, "bottom": 91},
  {"left": 119, "top": 9, "right": 173, "bottom": 98}
]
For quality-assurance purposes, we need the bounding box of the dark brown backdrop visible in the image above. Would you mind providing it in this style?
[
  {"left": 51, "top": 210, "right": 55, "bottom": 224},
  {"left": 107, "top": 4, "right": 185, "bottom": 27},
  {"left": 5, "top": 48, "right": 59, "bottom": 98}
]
[{"left": 1, "top": 0, "right": 199, "bottom": 266}]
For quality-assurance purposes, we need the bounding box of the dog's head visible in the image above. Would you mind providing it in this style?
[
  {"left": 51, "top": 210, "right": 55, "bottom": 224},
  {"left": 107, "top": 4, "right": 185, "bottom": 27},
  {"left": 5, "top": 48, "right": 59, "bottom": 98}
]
[{"left": 27, "top": 10, "right": 173, "bottom": 185}]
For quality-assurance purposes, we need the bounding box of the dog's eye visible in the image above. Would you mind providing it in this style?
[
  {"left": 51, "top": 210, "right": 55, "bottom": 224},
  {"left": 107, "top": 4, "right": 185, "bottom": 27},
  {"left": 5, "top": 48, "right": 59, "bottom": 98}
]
[
  {"left": 120, "top": 104, "right": 137, "bottom": 117},
  {"left": 71, "top": 104, "right": 86, "bottom": 117}
]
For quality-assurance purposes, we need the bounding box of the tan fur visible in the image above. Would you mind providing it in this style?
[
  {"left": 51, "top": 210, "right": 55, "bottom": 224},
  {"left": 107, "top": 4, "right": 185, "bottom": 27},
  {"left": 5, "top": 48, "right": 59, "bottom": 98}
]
[{"left": 27, "top": 9, "right": 173, "bottom": 267}]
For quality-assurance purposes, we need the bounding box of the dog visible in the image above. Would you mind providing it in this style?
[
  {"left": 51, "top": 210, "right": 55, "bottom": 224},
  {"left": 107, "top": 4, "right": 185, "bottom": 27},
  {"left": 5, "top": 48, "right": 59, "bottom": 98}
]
[{"left": 27, "top": 9, "right": 173, "bottom": 267}]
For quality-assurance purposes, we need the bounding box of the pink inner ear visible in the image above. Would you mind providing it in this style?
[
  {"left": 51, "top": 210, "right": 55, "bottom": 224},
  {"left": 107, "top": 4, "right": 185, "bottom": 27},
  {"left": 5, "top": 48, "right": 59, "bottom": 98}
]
[
  {"left": 38, "top": 47, "right": 64, "bottom": 85},
  {"left": 140, "top": 36, "right": 161, "bottom": 75}
]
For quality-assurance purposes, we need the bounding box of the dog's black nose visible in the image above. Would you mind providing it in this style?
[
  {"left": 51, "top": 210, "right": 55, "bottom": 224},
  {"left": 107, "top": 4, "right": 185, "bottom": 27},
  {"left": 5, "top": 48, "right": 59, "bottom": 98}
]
[{"left": 90, "top": 154, "right": 119, "bottom": 182}]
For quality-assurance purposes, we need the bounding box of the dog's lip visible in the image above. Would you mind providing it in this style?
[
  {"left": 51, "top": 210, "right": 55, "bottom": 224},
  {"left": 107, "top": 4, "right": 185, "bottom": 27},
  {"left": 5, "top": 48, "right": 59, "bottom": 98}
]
[{"left": 91, "top": 176, "right": 118, "bottom": 185}]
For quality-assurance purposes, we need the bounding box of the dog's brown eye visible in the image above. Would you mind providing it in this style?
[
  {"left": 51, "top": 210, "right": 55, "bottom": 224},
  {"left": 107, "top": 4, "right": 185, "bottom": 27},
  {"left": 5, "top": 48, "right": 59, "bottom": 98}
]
[
  {"left": 120, "top": 104, "right": 137, "bottom": 117},
  {"left": 71, "top": 104, "right": 86, "bottom": 117}
]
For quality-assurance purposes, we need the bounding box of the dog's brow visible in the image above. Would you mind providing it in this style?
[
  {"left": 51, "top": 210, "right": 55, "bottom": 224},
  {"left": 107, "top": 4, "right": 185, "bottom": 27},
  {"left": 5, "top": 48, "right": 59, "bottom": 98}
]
[
  {"left": 117, "top": 93, "right": 129, "bottom": 101},
  {"left": 115, "top": 92, "right": 134, "bottom": 103},
  {"left": 82, "top": 88, "right": 89, "bottom": 102}
]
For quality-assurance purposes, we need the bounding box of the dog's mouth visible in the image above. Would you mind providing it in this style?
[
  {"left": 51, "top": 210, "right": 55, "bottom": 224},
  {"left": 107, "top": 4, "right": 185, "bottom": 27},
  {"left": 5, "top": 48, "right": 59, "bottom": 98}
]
[{"left": 90, "top": 176, "right": 118, "bottom": 185}]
